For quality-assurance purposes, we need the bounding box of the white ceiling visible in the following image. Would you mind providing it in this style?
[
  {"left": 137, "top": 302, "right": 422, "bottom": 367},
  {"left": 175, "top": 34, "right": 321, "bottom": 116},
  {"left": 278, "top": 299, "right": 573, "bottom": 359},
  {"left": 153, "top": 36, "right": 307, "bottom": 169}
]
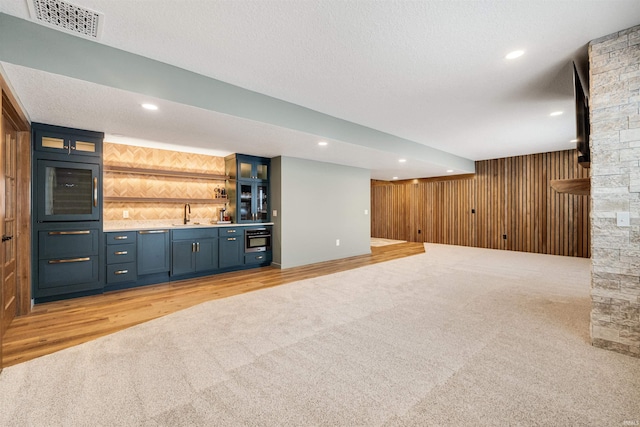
[{"left": 1, "top": 0, "right": 639, "bottom": 180}]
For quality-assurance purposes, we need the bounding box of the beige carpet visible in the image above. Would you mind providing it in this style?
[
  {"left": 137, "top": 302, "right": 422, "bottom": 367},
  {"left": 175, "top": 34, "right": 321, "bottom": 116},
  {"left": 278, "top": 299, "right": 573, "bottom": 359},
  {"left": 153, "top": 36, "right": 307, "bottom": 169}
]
[{"left": 1, "top": 244, "right": 639, "bottom": 426}]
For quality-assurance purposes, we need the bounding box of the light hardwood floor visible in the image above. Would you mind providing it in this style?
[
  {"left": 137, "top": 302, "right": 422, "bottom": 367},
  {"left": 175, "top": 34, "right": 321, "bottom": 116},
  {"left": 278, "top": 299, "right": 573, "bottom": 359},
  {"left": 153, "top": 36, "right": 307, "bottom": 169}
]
[{"left": 2, "top": 242, "right": 424, "bottom": 367}]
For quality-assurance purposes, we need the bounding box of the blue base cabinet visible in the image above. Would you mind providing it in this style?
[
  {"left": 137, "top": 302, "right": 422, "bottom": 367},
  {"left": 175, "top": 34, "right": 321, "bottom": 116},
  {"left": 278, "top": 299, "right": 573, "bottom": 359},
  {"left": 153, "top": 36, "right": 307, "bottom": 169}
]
[
  {"left": 137, "top": 230, "right": 170, "bottom": 275},
  {"left": 106, "top": 226, "right": 258, "bottom": 292},
  {"left": 244, "top": 252, "right": 272, "bottom": 265},
  {"left": 37, "top": 253, "right": 100, "bottom": 291},
  {"left": 171, "top": 228, "right": 219, "bottom": 276},
  {"left": 218, "top": 228, "right": 244, "bottom": 269},
  {"left": 34, "top": 225, "right": 103, "bottom": 301},
  {"left": 195, "top": 239, "right": 218, "bottom": 271},
  {"left": 172, "top": 240, "right": 197, "bottom": 276},
  {"left": 105, "top": 231, "right": 137, "bottom": 286}
]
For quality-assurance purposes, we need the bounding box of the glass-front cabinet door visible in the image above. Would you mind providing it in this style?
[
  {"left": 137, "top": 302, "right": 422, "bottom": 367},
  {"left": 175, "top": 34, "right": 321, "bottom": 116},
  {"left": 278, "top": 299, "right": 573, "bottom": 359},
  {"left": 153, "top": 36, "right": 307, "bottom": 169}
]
[
  {"left": 238, "top": 182, "right": 269, "bottom": 222},
  {"left": 225, "top": 154, "right": 270, "bottom": 223},
  {"left": 239, "top": 183, "right": 253, "bottom": 222},
  {"left": 255, "top": 162, "right": 268, "bottom": 181},
  {"left": 238, "top": 157, "right": 269, "bottom": 182},
  {"left": 256, "top": 183, "right": 268, "bottom": 221},
  {"left": 239, "top": 161, "right": 253, "bottom": 180},
  {"left": 34, "top": 126, "right": 101, "bottom": 158},
  {"left": 36, "top": 159, "right": 100, "bottom": 222}
]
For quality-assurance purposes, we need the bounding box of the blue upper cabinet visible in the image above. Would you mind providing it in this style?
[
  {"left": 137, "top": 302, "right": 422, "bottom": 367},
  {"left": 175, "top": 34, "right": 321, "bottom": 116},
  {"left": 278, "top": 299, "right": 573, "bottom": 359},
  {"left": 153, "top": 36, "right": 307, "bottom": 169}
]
[
  {"left": 238, "top": 156, "right": 269, "bottom": 182},
  {"left": 225, "top": 154, "right": 270, "bottom": 223},
  {"left": 33, "top": 122, "right": 103, "bottom": 158},
  {"left": 227, "top": 154, "right": 269, "bottom": 182}
]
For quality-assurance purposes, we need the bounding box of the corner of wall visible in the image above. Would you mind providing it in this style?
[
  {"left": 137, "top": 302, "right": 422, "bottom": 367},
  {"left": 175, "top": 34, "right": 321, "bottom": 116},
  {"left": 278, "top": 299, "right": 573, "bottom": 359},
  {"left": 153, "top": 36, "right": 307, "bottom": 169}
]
[
  {"left": 589, "top": 23, "right": 640, "bottom": 358},
  {"left": 270, "top": 156, "right": 282, "bottom": 266}
]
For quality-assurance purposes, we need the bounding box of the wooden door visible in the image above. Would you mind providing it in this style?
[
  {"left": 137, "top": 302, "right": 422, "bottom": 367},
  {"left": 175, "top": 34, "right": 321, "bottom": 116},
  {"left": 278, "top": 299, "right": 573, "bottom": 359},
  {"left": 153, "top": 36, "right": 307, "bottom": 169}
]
[{"left": 1, "top": 115, "right": 17, "bottom": 336}]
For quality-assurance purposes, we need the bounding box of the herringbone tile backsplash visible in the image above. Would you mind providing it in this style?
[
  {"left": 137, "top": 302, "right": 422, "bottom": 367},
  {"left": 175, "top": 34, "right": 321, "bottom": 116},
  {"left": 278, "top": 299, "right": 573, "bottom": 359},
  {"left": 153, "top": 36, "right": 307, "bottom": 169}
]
[{"left": 103, "top": 143, "right": 227, "bottom": 221}]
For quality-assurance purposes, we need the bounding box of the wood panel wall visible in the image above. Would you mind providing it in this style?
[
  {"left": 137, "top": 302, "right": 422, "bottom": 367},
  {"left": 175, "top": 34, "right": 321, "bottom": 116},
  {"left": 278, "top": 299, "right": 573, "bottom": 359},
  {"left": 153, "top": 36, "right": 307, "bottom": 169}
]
[{"left": 371, "top": 149, "right": 590, "bottom": 258}]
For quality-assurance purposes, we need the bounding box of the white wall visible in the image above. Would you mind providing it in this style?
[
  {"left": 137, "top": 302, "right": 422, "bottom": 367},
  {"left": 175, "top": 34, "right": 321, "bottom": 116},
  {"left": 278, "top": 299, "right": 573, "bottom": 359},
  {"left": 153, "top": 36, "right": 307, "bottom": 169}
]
[{"left": 271, "top": 156, "right": 370, "bottom": 269}]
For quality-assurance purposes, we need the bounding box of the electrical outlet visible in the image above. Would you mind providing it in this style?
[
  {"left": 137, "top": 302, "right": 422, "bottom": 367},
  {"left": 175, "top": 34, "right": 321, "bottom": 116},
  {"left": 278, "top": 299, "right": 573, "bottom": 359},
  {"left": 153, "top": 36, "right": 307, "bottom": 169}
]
[
  {"left": 336, "top": 239, "right": 340, "bottom": 246},
  {"left": 364, "top": 209, "right": 369, "bottom": 215},
  {"left": 617, "top": 212, "right": 630, "bottom": 227},
  {"left": 503, "top": 234, "right": 507, "bottom": 240},
  {"left": 123, "top": 210, "right": 129, "bottom": 219},
  {"left": 272, "top": 209, "right": 278, "bottom": 217},
  {"left": 418, "top": 230, "right": 421, "bottom": 234}
]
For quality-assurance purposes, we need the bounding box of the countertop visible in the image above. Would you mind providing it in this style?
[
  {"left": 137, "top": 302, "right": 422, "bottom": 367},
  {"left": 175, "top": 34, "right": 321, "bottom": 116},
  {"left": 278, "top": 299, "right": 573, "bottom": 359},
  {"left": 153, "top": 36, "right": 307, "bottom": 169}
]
[{"left": 104, "top": 220, "right": 274, "bottom": 232}]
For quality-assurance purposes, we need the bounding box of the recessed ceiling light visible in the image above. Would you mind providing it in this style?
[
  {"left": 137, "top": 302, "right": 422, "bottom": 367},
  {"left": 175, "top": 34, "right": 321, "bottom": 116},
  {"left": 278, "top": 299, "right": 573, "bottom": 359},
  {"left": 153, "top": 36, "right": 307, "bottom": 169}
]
[
  {"left": 550, "top": 111, "right": 563, "bottom": 116},
  {"left": 398, "top": 159, "right": 407, "bottom": 163},
  {"left": 506, "top": 50, "right": 525, "bottom": 60},
  {"left": 318, "top": 141, "right": 328, "bottom": 146},
  {"left": 141, "top": 103, "right": 158, "bottom": 110},
  {"left": 392, "top": 176, "right": 399, "bottom": 180},
  {"left": 446, "top": 169, "right": 454, "bottom": 173}
]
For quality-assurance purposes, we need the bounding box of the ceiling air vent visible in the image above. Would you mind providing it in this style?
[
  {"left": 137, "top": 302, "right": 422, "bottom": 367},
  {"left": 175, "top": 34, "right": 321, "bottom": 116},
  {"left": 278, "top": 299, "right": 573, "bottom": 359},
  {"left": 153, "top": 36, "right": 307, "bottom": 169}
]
[{"left": 28, "top": 0, "right": 104, "bottom": 39}]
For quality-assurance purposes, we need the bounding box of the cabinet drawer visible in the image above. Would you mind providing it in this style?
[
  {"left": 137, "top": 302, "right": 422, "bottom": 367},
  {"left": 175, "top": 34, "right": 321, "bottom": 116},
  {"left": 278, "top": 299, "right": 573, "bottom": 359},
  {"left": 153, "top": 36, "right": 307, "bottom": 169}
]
[
  {"left": 106, "top": 243, "right": 136, "bottom": 264},
  {"left": 106, "top": 262, "right": 137, "bottom": 284},
  {"left": 172, "top": 228, "right": 219, "bottom": 241},
  {"left": 220, "top": 227, "right": 243, "bottom": 237},
  {"left": 38, "top": 256, "right": 99, "bottom": 289},
  {"left": 39, "top": 229, "right": 99, "bottom": 259},
  {"left": 105, "top": 231, "right": 137, "bottom": 245},
  {"left": 245, "top": 252, "right": 272, "bottom": 265}
]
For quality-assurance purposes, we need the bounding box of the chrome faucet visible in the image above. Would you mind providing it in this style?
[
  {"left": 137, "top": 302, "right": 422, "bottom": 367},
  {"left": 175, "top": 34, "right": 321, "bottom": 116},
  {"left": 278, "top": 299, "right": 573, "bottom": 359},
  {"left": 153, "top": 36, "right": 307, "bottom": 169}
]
[{"left": 184, "top": 203, "right": 191, "bottom": 224}]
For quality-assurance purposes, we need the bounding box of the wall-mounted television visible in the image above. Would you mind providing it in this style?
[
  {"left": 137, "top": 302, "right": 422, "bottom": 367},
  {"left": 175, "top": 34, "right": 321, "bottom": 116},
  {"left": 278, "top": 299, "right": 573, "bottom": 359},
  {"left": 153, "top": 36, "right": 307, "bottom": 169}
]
[{"left": 573, "top": 62, "right": 590, "bottom": 168}]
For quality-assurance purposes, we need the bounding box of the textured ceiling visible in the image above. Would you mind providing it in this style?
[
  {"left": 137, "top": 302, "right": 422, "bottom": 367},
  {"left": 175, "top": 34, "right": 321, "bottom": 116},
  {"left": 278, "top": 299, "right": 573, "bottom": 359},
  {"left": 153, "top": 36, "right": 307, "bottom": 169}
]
[{"left": 1, "top": 0, "right": 639, "bottom": 179}]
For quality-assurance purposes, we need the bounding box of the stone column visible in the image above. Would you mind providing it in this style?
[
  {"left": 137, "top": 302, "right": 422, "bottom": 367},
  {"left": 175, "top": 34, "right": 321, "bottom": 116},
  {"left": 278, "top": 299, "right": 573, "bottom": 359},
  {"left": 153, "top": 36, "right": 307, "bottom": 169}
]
[{"left": 589, "top": 24, "right": 640, "bottom": 357}]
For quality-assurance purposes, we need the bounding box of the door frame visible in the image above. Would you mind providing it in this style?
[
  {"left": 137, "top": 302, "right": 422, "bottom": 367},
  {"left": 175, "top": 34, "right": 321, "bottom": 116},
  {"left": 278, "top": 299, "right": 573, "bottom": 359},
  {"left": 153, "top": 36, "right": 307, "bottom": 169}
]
[{"left": 1, "top": 73, "right": 31, "bottom": 317}]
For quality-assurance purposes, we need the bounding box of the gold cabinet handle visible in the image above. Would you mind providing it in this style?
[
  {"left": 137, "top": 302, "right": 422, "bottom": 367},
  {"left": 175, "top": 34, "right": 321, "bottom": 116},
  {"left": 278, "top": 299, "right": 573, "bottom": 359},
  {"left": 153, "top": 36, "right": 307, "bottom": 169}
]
[
  {"left": 114, "top": 251, "right": 128, "bottom": 255},
  {"left": 227, "top": 229, "right": 236, "bottom": 233},
  {"left": 139, "top": 230, "right": 169, "bottom": 234},
  {"left": 93, "top": 177, "right": 98, "bottom": 207},
  {"left": 227, "top": 237, "right": 236, "bottom": 241},
  {"left": 114, "top": 235, "right": 128, "bottom": 240},
  {"left": 48, "top": 230, "right": 91, "bottom": 235},
  {"left": 48, "top": 257, "right": 91, "bottom": 264},
  {"left": 114, "top": 269, "right": 129, "bottom": 275},
  {"left": 256, "top": 256, "right": 264, "bottom": 260}
]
